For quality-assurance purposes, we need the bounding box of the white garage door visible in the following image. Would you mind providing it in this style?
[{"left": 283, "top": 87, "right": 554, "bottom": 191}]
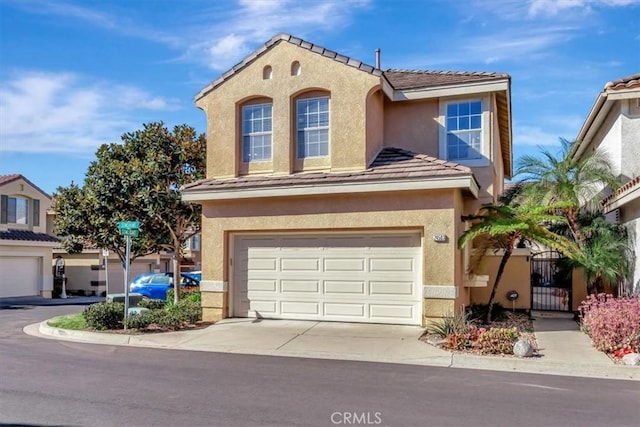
[
  {"left": 0, "top": 256, "right": 40, "bottom": 298},
  {"left": 233, "top": 234, "right": 422, "bottom": 325}
]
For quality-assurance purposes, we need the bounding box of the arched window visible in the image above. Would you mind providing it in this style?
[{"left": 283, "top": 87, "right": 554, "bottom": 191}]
[
  {"left": 295, "top": 92, "right": 330, "bottom": 158},
  {"left": 241, "top": 99, "right": 273, "bottom": 162},
  {"left": 262, "top": 65, "right": 272, "bottom": 80},
  {"left": 291, "top": 61, "right": 301, "bottom": 76}
]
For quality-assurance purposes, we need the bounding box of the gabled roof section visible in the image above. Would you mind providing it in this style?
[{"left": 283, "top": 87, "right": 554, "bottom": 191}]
[
  {"left": 573, "top": 72, "right": 640, "bottom": 160},
  {"left": 0, "top": 229, "right": 59, "bottom": 243},
  {"left": 195, "top": 33, "right": 382, "bottom": 101},
  {"left": 182, "top": 147, "right": 478, "bottom": 201},
  {"left": 605, "top": 73, "right": 640, "bottom": 91},
  {"left": 0, "top": 174, "right": 51, "bottom": 199},
  {"left": 383, "top": 69, "right": 510, "bottom": 91}
]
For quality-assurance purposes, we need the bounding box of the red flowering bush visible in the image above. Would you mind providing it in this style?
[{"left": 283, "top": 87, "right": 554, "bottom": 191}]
[{"left": 579, "top": 294, "right": 640, "bottom": 353}]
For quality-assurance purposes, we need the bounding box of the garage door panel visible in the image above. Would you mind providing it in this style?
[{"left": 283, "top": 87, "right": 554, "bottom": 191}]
[
  {"left": 234, "top": 233, "right": 422, "bottom": 325},
  {"left": 370, "top": 281, "right": 414, "bottom": 295},
  {"left": 280, "top": 258, "right": 320, "bottom": 271},
  {"left": 324, "top": 258, "right": 365, "bottom": 272},
  {"left": 369, "top": 258, "right": 414, "bottom": 272},
  {"left": 281, "top": 301, "right": 320, "bottom": 315},
  {"left": 247, "top": 257, "right": 277, "bottom": 271},
  {"left": 324, "top": 281, "right": 366, "bottom": 295},
  {"left": 370, "top": 304, "right": 415, "bottom": 320},
  {"left": 325, "top": 303, "right": 365, "bottom": 317},
  {"left": 281, "top": 280, "right": 319, "bottom": 293}
]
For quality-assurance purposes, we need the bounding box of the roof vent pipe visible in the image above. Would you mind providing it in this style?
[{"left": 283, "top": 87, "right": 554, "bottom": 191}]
[{"left": 375, "top": 48, "right": 381, "bottom": 69}]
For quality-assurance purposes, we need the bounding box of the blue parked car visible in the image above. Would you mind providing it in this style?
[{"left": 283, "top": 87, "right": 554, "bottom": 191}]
[
  {"left": 129, "top": 272, "right": 199, "bottom": 300},
  {"left": 183, "top": 270, "right": 201, "bottom": 281}
]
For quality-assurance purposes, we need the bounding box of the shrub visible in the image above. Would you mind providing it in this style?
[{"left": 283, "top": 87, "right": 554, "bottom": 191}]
[
  {"left": 579, "top": 294, "right": 640, "bottom": 353},
  {"left": 123, "top": 310, "right": 155, "bottom": 330},
  {"left": 138, "top": 298, "right": 165, "bottom": 310},
  {"left": 474, "top": 327, "right": 519, "bottom": 355},
  {"left": 168, "top": 299, "right": 202, "bottom": 324},
  {"left": 466, "top": 303, "right": 507, "bottom": 323},
  {"left": 83, "top": 302, "right": 124, "bottom": 330},
  {"left": 426, "top": 311, "right": 470, "bottom": 338},
  {"left": 166, "top": 289, "right": 201, "bottom": 305}
]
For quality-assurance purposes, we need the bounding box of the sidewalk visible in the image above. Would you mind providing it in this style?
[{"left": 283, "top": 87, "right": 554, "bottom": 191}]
[{"left": 25, "top": 315, "right": 640, "bottom": 381}]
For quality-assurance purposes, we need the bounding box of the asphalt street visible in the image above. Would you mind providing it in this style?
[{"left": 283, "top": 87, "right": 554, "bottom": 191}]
[{"left": 1, "top": 304, "right": 639, "bottom": 427}]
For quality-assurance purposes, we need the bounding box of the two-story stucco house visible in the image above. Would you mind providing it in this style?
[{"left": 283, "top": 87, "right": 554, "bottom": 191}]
[
  {"left": 182, "top": 34, "right": 512, "bottom": 326},
  {"left": 572, "top": 73, "right": 640, "bottom": 294},
  {"left": 0, "top": 174, "right": 58, "bottom": 298}
]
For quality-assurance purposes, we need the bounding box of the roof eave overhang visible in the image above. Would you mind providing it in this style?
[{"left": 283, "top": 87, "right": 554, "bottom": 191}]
[
  {"left": 0, "top": 239, "right": 59, "bottom": 247},
  {"left": 182, "top": 175, "right": 479, "bottom": 202},
  {"left": 604, "top": 184, "right": 640, "bottom": 213},
  {"left": 385, "top": 79, "right": 510, "bottom": 102},
  {"left": 573, "top": 87, "right": 640, "bottom": 160}
]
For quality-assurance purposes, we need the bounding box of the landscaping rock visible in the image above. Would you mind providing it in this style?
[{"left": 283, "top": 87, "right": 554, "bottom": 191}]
[
  {"left": 513, "top": 338, "right": 534, "bottom": 357},
  {"left": 622, "top": 353, "right": 640, "bottom": 366}
]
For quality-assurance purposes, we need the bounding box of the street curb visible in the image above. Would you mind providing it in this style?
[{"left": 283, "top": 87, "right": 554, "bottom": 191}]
[{"left": 29, "top": 321, "right": 640, "bottom": 381}]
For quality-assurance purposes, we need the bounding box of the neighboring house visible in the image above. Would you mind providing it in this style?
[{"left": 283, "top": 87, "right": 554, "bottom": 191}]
[
  {"left": 573, "top": 73, "right": 640, "bottom": 294},
  {"left": 182, "top": 34, "right": 512, "bottom": 326},
  {"left": 0, "top": 174, "right": 58, "bottom": 298}
]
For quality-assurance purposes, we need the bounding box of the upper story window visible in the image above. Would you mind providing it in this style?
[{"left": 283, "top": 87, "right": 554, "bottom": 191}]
[
  {"left": 297, "top": 97, "right": 329, "bottom": 158},
  {"left": 0, "top": 195, "right": 30, "bottom": 224},
  {"left": 446, "top": 100, "right": 482, "bottom": 161},
  {"left": 242, "top": 103, "right": 272, "bottom": 163}
]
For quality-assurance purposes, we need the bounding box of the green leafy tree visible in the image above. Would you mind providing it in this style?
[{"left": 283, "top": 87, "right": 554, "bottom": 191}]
[
  {"left": 515, "top": 138, "right": 619, "bottom": 246},
  {"left": 459, "top": 191, "right": 579, "bottom": 323},
  {"left": 54, "top": 122, "right": 206, "bottom": 302}
]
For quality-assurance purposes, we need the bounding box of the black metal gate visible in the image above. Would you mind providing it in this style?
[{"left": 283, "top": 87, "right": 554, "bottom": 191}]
[{"left": 531, "top": 251, "right": 572, "bottom": 311}]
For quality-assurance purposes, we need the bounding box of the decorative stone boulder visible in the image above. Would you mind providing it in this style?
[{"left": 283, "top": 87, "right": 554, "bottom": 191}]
[
  {"left": 513, "top": 338, "right": 535, "bottom": 357},
  {"left": 622, "top": 353, "right": 640, "bottom": 366}
]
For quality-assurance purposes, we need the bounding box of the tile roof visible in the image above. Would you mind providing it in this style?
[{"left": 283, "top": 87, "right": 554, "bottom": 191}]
[
  {"left": 0, "top": 174, "right": 21, "bottom": 186},
  {"left": 605, "top": 73, "right": 640, "bottom": 91},
  {"left": 182, "top": 147, "right": 474, "bottom": 193},
  {"left": 195, "top": 33, "right": 382, "bottom": 100},
  {"left": 0, "top": 229, "right": 59, "bottom": 243},
  {"left": 602, "top": 176, "right": 640, "bottom": 206},
  {"left": 383, "top": 69, "right": 510, "bottom": 90},
  {"left": 0, "top": 174, "right": 52, "bottom": 198}
]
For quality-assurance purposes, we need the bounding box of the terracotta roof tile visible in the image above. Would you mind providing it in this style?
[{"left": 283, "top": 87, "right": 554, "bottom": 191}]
[
  {"left": 602, "top": 176, "right": 640, "bottom": 206},
  {"left": 0, "top": 229, "right": 59, "bottom": 243},
  {"left": 0, "top": 174, "right": 21, "bottom": 186},
  {"left": 383, "top": 69, "right": 510, "bottom": 90},
  {"left": 605, "top": 73, "right": 640, "bottom": 91},
  {"left": 182, "top": 147, "right": 473, "bottom": 194}
]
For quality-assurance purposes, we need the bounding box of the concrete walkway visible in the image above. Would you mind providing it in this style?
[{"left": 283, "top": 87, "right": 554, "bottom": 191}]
[{"left": 25, "top": 314, "right": 640, "bottom": 381}]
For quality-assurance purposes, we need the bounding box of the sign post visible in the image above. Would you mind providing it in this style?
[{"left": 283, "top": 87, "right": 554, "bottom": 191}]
[
  {"left": 102, "top": 248, "right": 110, "bottom": 301},
  {"left": 117, "top": 221, "right": 140, "bottom": 328}
]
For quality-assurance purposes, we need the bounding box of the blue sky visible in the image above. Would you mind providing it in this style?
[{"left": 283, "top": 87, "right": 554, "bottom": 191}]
[{"left": 1, "top": 0, "right": 639, "bottom": 195}]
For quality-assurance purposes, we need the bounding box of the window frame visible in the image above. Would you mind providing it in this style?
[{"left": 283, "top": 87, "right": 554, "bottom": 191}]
[
  {"left": 439, "top": 98, "right": 490, "bottom": 167},
  {"left": 296, "top": 96, "right": 330, "bottom": 159},
  {"left": 7, "top": 196, "right": 29, "bottom": 225},
  {"left": 241, "top": 102, "right": 273, "bottom": 163}
]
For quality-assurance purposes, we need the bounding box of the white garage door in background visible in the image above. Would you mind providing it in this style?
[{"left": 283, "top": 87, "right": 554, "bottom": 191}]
[
  {"left": 233, "top": 233, "right": 422, "bottom": 325},
  {"left": 0, "top": 256, "right": 40, "bottom": 298}
]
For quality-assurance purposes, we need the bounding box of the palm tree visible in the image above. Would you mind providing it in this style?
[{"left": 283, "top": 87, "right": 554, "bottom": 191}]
[
  {"left": 459, "top": 198, "right": 579, "bottom": 323},
  {"left": 515, "top": 138, "right": 619, "bottom": 247}
]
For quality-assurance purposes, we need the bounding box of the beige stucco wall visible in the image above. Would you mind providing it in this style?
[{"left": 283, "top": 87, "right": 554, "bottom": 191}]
[
  {"left": 0, "top": 178, "right": 51, "bottom": 234},
  {"left": 200, "top": 189, "right": 465, "bottom": 325},
  {"left": 366, "top": 89, "right": 385, "bottom": 165},
  {"left": 383, "top": 98, "right": 440, "bottom": 156},
  {"left": 470, "top": 249, "right": 531, "bottom": 310},
  {"left": 196, "top": 41, "right": 381, "bottom": 178}
]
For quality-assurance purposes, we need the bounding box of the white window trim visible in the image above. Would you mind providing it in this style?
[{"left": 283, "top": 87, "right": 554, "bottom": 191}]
[
  {"left": 296, "top": 96, "right": 330, "bottom": 159},
  {"left": 8, "top": 196, "right": 29, "bottom": 225},
  {"left": 242, "top": 103, "right": 273, "bottom": 163},
  {"left": 439, "top": 96, "right": 491, "bottom": 167}
]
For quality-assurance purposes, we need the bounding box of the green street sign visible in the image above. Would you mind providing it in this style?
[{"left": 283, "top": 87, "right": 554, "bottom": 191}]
[
  {"left": 120, "top": 229, "right": 139, "bottom": 238},
  {"left": 118, "top": 221, "right": 140, "bottom": 231}
]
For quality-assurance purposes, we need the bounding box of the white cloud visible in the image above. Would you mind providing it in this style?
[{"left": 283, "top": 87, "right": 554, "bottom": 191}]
[
  {"left": 513, "top": 115, "right": 585, "bottom": 147},
  {"left": 184, "top": 0, "right": 371, "bottom": 70},
  {"left": 528, "top": 0, "right": 640, "bottom": 16},
  {"left": 0, "top": 71, "right": 181, "bottom": 154}
]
